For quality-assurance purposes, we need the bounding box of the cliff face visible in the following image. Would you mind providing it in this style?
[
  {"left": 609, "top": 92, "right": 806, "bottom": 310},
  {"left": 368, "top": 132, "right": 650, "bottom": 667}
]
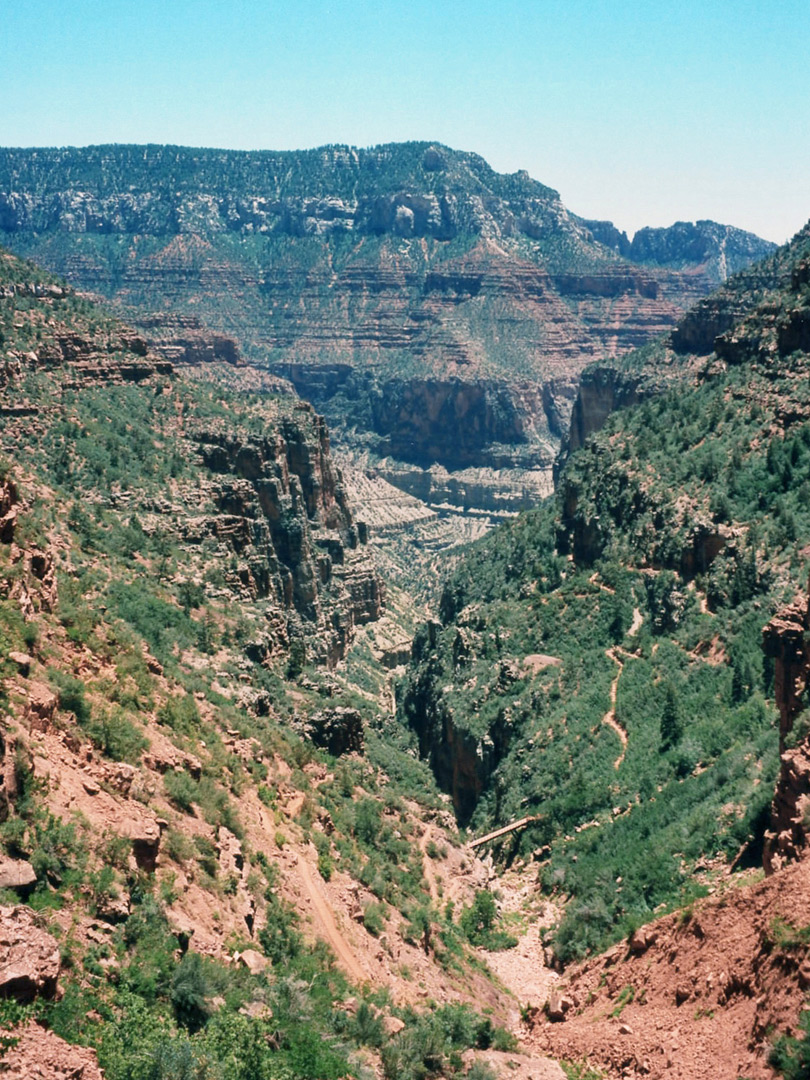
[
  {"left": 627, "top": 219, "right": 776, "bottom": 280},
  {"left": 555, "top": 227, "right": 807, "bottom": 480},
  {"left": 0, "top": 143, "right": 774, "bottom": 506},
  {"left": 762, "top": 589, "right": 810, "bottom": 874},
  {"left": 562, "top": 366, "right": 647, "bottom": 459},
  {"left": 576, "top": 218, "right": 776, "bottom": 282},
  {"left": 398, "top": 621, "right": 514, "bottom": 826},
  {"left": 192, "top": 415, "right": 383, "bottom": 664}
]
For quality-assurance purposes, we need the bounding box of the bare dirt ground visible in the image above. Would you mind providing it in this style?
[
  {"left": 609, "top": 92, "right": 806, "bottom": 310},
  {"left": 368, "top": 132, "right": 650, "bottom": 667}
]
[
  {"left": 297, "top": 852, "right": 368, "bottom": 983},
  {"left": 528, "top": 859, "right": 810, "bottom": 1079}
]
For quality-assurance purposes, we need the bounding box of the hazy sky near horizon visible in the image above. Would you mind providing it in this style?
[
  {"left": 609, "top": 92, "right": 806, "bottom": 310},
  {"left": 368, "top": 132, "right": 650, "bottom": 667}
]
[{"left": 3, "top": 0, "right": 808, "bottom": 243}]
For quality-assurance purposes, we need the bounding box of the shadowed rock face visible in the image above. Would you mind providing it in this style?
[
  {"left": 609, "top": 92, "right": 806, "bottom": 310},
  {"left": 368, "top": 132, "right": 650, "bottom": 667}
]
[
  {"left": 397, "top": 621, "right": 516, "bottom": 825},
  {"left": 762, "top": 588, "right": 810, "bottom": 873},
  {"left": 192, "top": 412, "right": 384, "bottom": 664},
  {"left": 0, "top": 143, "right": 774, "bottom": 506}
]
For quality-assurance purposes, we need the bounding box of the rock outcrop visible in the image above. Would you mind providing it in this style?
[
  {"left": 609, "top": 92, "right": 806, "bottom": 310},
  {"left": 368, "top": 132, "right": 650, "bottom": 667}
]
[
  {"left": 0, "top": 906, "right": 61, "bottom": 1001},
  {"left": 0, "top": 1021, "right": 104, "bottom": 1079},
  {"left": 555, "top": 228, "right": 805, "bottom": 482},
  {"left": 137, "top": 312, "right": 243, "bottom": 367},
  {"left": 762, "top": 586, "right": 810, "bottom": 873},
  {"left": 0, "top": 249, "right": 383, "bottom": 667},
  {"left": 562, "top": 365, "right": 648, "bottom": 459},
  {"left": 191, "top": 408, "right": 384, "bottom": 664},
  {"left": 292, "top": 706, "right": 365, "bottom": 756}
]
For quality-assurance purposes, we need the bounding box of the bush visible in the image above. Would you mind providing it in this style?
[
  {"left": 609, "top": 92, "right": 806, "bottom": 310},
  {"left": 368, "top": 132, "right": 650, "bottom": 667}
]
[
  {"left": 50, "top": 670, "right": 91, "bottom": 724},
  {"left": 363, "top": 902, "right": 387, "bottom": 937},
  {"left": 170, "top": 951, "right": 210, "bottom": 1033},
  {"left": 164, "top": 772, "right": 198, "bottom": 814},
  {"left": 87, "top": 708, "right": 148, "bottom": 763},
  {"left": 459, "top": 891, "right": 517, "bottom": 951}
]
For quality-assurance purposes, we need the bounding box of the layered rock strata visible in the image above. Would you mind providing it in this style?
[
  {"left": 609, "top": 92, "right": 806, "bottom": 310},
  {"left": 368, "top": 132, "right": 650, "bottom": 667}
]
[
  {"left": 190, "top": 412, "right": 383, "bottom": 665},
  {"left": 0, "top": 143, "right": 775, "bottom": 505}
]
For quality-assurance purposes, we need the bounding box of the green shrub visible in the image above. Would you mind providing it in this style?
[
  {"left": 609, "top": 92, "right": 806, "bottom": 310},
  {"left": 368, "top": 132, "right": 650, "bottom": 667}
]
[
  {"left": 459, "top": 891, "right": 517, "bottom": 951},
  {"left": 170, "top": 951, "right": 210, "bottom": 1033},
  {"left": 87, "top": 708, "right": 149, "bottom": 763},
  {"left": 50, "top": 670, "right": 91, "bottom": 724},
  {"left": 164, "top": 772, "right": 198, "bottom": 814},
  {"left": 363, "top": 902, "right": 387, "bottom": 938}
]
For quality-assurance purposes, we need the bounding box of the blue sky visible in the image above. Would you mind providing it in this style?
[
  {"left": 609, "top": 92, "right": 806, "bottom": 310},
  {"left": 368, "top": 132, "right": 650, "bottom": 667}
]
[{"left": 3, "top": 0, "right": 808, "bottom": 242}]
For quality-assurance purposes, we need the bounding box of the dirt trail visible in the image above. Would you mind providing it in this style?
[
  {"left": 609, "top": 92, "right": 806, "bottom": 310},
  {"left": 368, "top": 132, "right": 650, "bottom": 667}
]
[
  {"left": 602, "top": 646, "right": 629, "bottom": 769},
  {"left": 628, "top": 606, "right": 644, "bottom": 636},
  {"left": 297, "top": 856, "right": 367, "bottom": 984}
]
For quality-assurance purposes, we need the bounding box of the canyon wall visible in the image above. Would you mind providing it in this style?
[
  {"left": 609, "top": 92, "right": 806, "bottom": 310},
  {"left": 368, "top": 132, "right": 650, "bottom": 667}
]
[{"left": 0, "top": 143, "right": 776, "bottom": 513}]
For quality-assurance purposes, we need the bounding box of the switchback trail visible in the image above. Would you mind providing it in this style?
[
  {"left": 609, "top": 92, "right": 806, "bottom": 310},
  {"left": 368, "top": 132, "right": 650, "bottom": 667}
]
[{"left": 602, "top": 646, "right": 629, "bottom": 769}]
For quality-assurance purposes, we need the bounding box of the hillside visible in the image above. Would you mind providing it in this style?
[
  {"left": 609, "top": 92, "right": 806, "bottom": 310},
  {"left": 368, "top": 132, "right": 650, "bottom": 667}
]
[
  {"left": 398, "top": 218, "right": 810, "bottom": 1038},
  {"left": 0, "top": 246, "right": 573, "bottom": 1078},
  {"left": 0, "top": 143, "right": 775, "bottom": 522}
]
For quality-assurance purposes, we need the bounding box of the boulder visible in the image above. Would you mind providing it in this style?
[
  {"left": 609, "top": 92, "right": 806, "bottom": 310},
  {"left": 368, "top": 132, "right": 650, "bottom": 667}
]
[
  {"left": 294, "top": 707, "right": 364, "bottom": 756},
  {"left": 120, "top": 815, "right": 162, "bottom": 871},
  {"left": 8, "top": 652, "right": 31, "bottom": 677},
  {"left": 383, "top": 1014, "right": 406, "bottom": 1037},
  {"left": 0, "top": 1019, "right": 104, "bottom": 1078},
  {"left": 96, "top": 889, "right": 130, "bottom": 923},
  {"left": 0, "top": 858, "right": 36, "bottom": 894},
  {"left": 236, "top": 949, "right": 268, "bottom": 976},
  {"left": 628, "top": 927, "right": 658, "bottom": 955},
  {"left": 0, "top": 906, "right": 61, "bottom": 1001},
  {"left": 25, "top": 683, "right": 58, "bottom": 730},
  {"left": 217, "top": 827, "right": 244, "bottom": 877},
  {"left": 546, "top": 987, "right": 573, "bottom": 1022}
]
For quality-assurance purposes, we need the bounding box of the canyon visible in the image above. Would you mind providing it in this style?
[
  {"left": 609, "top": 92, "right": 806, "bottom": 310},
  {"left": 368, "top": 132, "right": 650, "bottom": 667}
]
[
  {"left": 0, "top": 143, "right": 775, "bottom": 529},
  {"left": 2, "top": 144, "right": 810, "bottom": 1080}
]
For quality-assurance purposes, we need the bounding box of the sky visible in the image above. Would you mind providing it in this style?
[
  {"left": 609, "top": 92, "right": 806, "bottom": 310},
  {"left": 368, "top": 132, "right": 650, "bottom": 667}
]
[{"left": 2, "top": 0, "right": 808, "bottom": 244}]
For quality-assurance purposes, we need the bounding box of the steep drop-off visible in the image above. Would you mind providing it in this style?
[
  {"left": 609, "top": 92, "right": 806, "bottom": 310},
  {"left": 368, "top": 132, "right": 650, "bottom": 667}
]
[
  {"left": 556, "top": 223, "right": 805, "bottom": 471},
  {"left": 0, "top": 246, "right": 382, "bottom": 666}
]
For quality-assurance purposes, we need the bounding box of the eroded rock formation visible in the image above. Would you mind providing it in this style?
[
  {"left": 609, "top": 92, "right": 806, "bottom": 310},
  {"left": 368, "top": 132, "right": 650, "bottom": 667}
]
[
  {"left": 191, "top": 409, "right": 384, "bottom": 664},
  {"left": 762, "top": 586, "right": 810, "bottom": 873}
]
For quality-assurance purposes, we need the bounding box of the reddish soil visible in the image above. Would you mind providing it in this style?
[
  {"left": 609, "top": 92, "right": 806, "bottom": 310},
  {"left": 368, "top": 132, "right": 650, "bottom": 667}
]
[
  {"left": 527, "top": 859, "right": 810, "bottom": 1079},
  {"left": 0, "top": 1020, "right": 103, "bottom": 1078}
]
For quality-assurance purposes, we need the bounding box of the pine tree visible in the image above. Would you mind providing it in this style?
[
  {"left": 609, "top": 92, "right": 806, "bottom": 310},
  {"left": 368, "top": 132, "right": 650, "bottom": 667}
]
[{"left": 660, "top": 682, "right": 683, "bottom": 751}]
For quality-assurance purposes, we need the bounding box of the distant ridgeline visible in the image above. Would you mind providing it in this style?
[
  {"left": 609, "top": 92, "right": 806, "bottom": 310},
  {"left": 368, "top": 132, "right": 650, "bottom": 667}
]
[{"left": 0, "top": 143, "right": 776, "bottom": 513}]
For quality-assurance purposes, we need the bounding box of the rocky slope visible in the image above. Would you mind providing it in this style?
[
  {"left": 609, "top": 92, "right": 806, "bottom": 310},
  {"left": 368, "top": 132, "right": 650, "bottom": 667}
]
[
  {"left": 0, "top": 245, "right": 578, "bottom": 1078},
  {"left": 0, "top": 143, "right": 774, "bottom": 514},
  {"left": 556, "top": 221, "right": 806, "bottom": 469},
  {"left": 529, "top": 858, "right": 810, "bottom": 1079},
  {"left": 398, "top": 219, "right": 810, "bottom": 998},
  {"left": 0, "top": 247, "right": 383, "bottom": 667}
]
